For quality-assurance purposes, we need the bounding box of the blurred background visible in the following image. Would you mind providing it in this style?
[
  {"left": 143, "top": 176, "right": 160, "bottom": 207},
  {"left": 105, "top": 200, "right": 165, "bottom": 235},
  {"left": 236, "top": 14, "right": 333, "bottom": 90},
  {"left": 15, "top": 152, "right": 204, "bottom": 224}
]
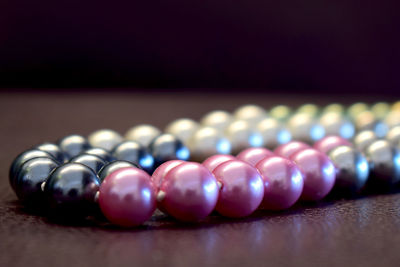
[{"left": 0, "top": 0, "right": 399, "bottom": 93}]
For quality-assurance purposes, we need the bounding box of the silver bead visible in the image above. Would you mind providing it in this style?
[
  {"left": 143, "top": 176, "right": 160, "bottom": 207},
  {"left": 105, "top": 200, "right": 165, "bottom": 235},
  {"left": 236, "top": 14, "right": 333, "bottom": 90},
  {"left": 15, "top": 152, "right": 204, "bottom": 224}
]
[
  {"left": 200, "top": 110, "right": 232, "bottom": 131},
  {"left": 386, "top": 126, "right": 400, "bottom": 147},
  {"left": 269, "top": 105, "right": 292, "bottom": 122},
  {"left": 233, "top": 104, "right": 267, "bottom": 125},
  {"left": 88, "top": 129, "right": 123, "bottom": 151},
  {"left": 353, "top": 130, "right": 378, "bottom": 152},
  {"left": 165, "top": 118, "right": 200, "bottom": 145},
  {"left": 286, "top": 113, "right": 325, "bottom": 143},
  {"left": 225, "top": 120, "right": 263, "bottom": 154},
  {"left": 328, "top": 146, "right": 369, "bottom": 193},
  {"left": 125, "top": 124, "right": 161, "bottom": 147},
  {"left": 256, "top": 118, "right": 291, "bottom": 149},
  {"left": 187, "top": 126, "right": 231, "bottom": 161},
  {"left": 319, "top": 112, "right": 355, "bottom": 139}
]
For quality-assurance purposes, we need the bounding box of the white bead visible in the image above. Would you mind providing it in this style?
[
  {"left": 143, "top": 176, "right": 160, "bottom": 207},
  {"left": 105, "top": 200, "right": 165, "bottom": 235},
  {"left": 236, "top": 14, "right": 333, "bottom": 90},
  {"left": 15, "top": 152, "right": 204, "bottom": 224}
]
[
  {"left": 256, "top": 118, "right": 291, "bottom": 149},
  {"left": 200, "top": 110, "right": 232, "bottom": 131},
  {"left": 319, "top": 112, "right": 355, "bottom": 139},
  {"left": 164, "top": 118, "right": 199, "bottom": 145},
  {"left": 384, "top": 110, "right": 400, "bottom": 129},
  {"left": 225, "top": 120, "right": 263, "bottom": 154},
  {"left": 125, "top": 124, "right": 161, "bottom": 147},
  {"left": 287, "top": 113, "right": 325, "bottom": 143},
  {"left": 88, "top": 129, "right": 123, "bottom": 151},
  {"left": 386, "top": 126, "right": 400, "bottom": 147},
  {"left": 233, "top": 104, "right": 267, "bottom": 125},
  {"left": 353, "top": 130, "right": 378, "bottom": 152}
]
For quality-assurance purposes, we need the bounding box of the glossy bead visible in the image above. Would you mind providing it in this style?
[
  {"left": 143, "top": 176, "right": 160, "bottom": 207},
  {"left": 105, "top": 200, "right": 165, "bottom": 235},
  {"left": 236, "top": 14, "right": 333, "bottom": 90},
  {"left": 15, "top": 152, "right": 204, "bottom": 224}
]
[
  {"left": 297, "top": 103, "right": 319, "bottom": 118},
  {"left": 88, "top": 129, "right": 123, "bottom": 151},
  {"left": 9, "top": 149, "right": 55, "bottom": 191},
  {"left": 371, "top": 102, "right": 390, "bottom": 120},
  {"left": 151, "top": 160, "right": 184, "bottom": 189},
  {"left": 213, "top": 160, "right": 264, "bottom": 217},
  {"left": 290, "top": 149, "right": 336, "bottom": 201},
  {"left": 322, "top": 103, "right": 344, "bottom": 115},
  {"left": 98, "top": 160, "right": 140, "bottom": 182},
  {"left": 200, "top": 110, "right": 233, "bottom": 131},
  {"left": 365, "top": 140, "right": 400, "bottom": 187},
  {"left": 233, "top": 104, "right": 267, "bottom": 125},
  {"left": 35, "top": 143, "right": 66, "bottom": 163},
  {"left": 274, "top": 141, "right": 310, "bottom": 158},
  {"left": 148, "top": 134, "right": 190, "bottom": 168},
  {"left": 83, "top": 147, "right": 115, "bottom": 162},
  {"left": 111, "top": 141, "right": 154, "bottom": 173},
  {"left": 125, "top": 124, "right": 161, "bottom": 147},
  {"left": 256, "top": 156, "right": 304, "bottom": 210},
  {"left": 256, "top": 118, "right": 292, "bottom": 149},
  {"left": 328, "top": 146, "right": 369, "bottom": 194},
  {"left": 70, "top": 154, "right": 106, "bottom": 173},
  {"left": 313, "top": 135, "right": 352, "bottom": 154},
  {"left": 225, "top": 120, "right": 263, "bottom": 154},
  {"left": 99, "top": 167, "right": 156, "bottom": 227},
  {"left": 58, "top": 134, "right": 91, "bottom": 159},
  {"left": 43, "top": 163, "right": 100, "bottom": 217},
  {"left": 15, "top": 157, "right": 59, "bottom": 205},
  {"left": 165, "top": 118, "right": 200, "bottom": 145},
  {"left": 386, "top": 126, "right": 400, "bottom": 147},
  {"left": 158, "top": 162, "right": 219, "bottom": 222},
  {"left": 269, "top": 105, "right": 292, "bottom": 122},
  {"left": 353, "top": 130, "right": 378, "bottom": 152},
  {"left": 236, "top": 147, "right": 274, "bottom": 167},
  {"left": 202, "top": 154, "right": 237, "bottom": 172},
  {"left": 187, "top": 127, "right": 231, "bottom": 161},
  {"left": 287, "top": 113, "right": 325, "bottom": 143},
  {"left": 319, "top": 112, "right": 355, "bottom": 139},
  {"left": 347, "top": 102, "right": 369, "bottom": 120},
  {"left": 354, "top": 111, "right": 388, "bottom": 137}
]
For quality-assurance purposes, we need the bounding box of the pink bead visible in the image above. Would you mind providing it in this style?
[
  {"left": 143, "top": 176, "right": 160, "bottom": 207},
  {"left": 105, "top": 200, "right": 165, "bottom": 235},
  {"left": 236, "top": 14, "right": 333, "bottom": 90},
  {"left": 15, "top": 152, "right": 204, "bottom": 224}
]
[
  {"left": 256, "top": 156, "right": 304, "bottom": 210},
  {"left": 213, "top": 160, "right": 264, "bottom": 218},
  {"left": 202, "top": 154, "right": 237, "bottom": 172},
  {"left": 290, "top": 148, "right": 336, "bottom": 201},
  {"left": 99, "top": 167, "right": 156, "bottom": 227},
  {"left": 159, "top": 162, "right": 219, "bottom": 222},
  {"left": 313, "top": 135, "right": 352, "bottom": 154},
  {"left": 236, "top": 147, "right": 274, "bottom": 167},
  {"left": 151, "top": 160, "right": 184, "bottom": 189},
  {"left": 274, "top": 141, "right": 310, "bottom": 158}
]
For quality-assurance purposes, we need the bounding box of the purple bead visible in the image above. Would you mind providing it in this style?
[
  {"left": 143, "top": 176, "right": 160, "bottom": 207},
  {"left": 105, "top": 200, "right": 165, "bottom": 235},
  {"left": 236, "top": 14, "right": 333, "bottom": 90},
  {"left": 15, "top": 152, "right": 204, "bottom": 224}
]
[
  {"left": 236, "top": 147, "right": 274, "bottom": 167},
  {"left": 213, "top": 160, "right": 264, "bottom": 218},
  {"left": 290, "top": 148, "right": 336, "bottom": 201},
  {"left": 159, "top": 162, "right": 219, "bottom": 222},
  {"left": 99, "top": 167, "right": 156, "bottom": 227},
  {"left": 274, "top": 141, "right": 310, "bottom": 158},
  {"left": 151, "top": 160, "right": 184, "bottom": 189},
  {"left": 256, "top": 156, "right": 304, "bottom": 210},
  {"left": 313, "top": 135, "right": 352, "bottom": 154},
  {"left": 202, "top": 154, "right": 237, "bottom": 172}
]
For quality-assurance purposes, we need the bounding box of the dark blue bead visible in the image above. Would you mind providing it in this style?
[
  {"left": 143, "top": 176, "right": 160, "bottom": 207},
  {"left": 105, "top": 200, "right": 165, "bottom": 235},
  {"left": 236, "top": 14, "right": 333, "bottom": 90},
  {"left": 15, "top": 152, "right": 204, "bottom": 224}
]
[
  {"left": 58, "top": 135, "right": 91, "bottom": 159},
  {"left": 148, "top": 134, "right": 190, "bottom": 168},
  {"left": 83, "top": 147, "right": 115, "bottom": 162},
  {"left": 70, "top": 154, "right": 106, "bottom": 173},
  {"left": 111, "top": 141, "right": 154, "bottom": 173},
  {"left": 35, "top": 142, "right": 66, "bottom": 163},
  {"left": 98, "top": 160, "right": 140, "bottom": 182}
]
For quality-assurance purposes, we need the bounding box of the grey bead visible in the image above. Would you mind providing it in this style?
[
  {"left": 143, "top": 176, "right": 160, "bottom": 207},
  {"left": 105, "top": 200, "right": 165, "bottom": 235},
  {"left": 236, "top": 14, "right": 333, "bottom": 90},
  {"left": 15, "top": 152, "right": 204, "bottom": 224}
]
[
  {"left": 386, "top": 126, "right": 400, "bottom": 147},
  {"left": 125, "top": 124, "right": 161, "bottom": 147},
  {"left": 353, "top": 130, "right": 378, "bottom": 152},
  {"left": 88, "top": 129, "right": 123, "bottom": 151},
  {"left": 165, "top": 118, "right": 200, "bottom": 145},
  {"left": 256, "top": 118, "right": 291, "bottom": 149}
]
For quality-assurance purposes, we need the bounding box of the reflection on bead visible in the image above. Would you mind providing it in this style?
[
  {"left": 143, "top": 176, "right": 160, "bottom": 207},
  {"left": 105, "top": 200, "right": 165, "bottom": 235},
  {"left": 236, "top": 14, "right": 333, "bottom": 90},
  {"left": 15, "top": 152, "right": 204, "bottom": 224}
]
[
  {"left": 83, "top": 147, "right": 114, "bottom": 162},
  {"left": 98, "top": 160, "right": 140, "bottom": 182},
  {"left": 386, "top": 126, "right": 400, "bottom": 147},
  {"left": 256, "top": 118, "right": 292, "bottom": 149},
  {"left": 188, "top": 127, "right": 231, "bottom": 161},
  {"left": 58, "top": 135, "right": 91, "bottom": 159},
  {"left": 125, "top": 125, "right": 161, "bottom": 147},
  {"left": 88, "top": 129, "right": 123, "bottom": 151},
  {"left": 111, "top": 141, "right": 154, "bottom": 173},
  {"left": 313, "top": 135, "right": 352, "bottom": 154},
  {"left": 297, "top": 104, "right": 319, "bottom": 118},
  {"left": 287, "top": 113, "right": 325, "bottom": 143},
  {"left": 202, "top": 154, "right": 236, "bottom": 172},
  {"left": 151, "top": 160, "right": 184, "bottom": 189},
  {"left": 274, "top": 141, "right": 310, "bottom": 158},
  {"left": 233, "top": 104, "right": 267, "bottom": 125},
  {"left": 149, "top": 134, "right": 190, "bottom": 168},
  {"left": 165, "top": 118, "right": 200, "bottom": 145},
  {"left": 70, "top": 154, "right": 106, "bottom": 173},
  {"left": 353, "top": 130, "right": 378, "bottom": 152},
  {"left": 371, "top": 102, "right": 390, "bottom": 120},
  {"left": 319, "top": 112, "right": 355, "bottom": 139},
  {"left": 35, "top": 143, "right": 66, "bottom": 163},
  {"left": 269, "top": 105, "right": 292, "bottom": 122},
  {"left": 200, "top": 110, "right": 232, "bottom": 131},
  {"left": 225, "top": 120, "right": 263, "bottom": 154},
  {"left": 236, "top": 147, "right": 274, "bottom": 167}
]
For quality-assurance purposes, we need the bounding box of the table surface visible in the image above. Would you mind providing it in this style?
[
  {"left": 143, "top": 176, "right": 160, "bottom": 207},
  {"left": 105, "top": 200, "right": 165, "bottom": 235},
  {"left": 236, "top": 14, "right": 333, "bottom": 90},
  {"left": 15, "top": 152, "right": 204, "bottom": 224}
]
[{"left": 1, "top": 90, "right": 399, "bottom": 267}]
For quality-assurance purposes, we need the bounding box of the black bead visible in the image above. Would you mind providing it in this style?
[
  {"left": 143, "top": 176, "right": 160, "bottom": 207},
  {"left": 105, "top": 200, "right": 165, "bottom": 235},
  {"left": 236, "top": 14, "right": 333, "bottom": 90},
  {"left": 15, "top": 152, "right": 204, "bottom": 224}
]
[
  {"left": 111, "top": 141, "right": 154, "bottom": 173},
  {"left": 98, "top": 160, "right": 140, "bottom": 182},
  {"left": 9, "top": 149, "right": 55, "bottom": 191},
  {"left": 58, "top": 135, "right": 91, "bottom": 159},
  {"left": 15, "top": 157, "right": 59, "bottom": 205},
  {"left": 70, "top": 154, "right": 106, "bottom": 173},
  {"left": 43, "top": 163, "right": 100, "bottom": 218},
  {"left": 35, "top": 142, "right": 66, "bottom": 163},
  {"left": 83, "top": 147, "right": 115, "bottom": 162},
  {"left": 148, "top": 134, "right": 190, "bottom": 168}
]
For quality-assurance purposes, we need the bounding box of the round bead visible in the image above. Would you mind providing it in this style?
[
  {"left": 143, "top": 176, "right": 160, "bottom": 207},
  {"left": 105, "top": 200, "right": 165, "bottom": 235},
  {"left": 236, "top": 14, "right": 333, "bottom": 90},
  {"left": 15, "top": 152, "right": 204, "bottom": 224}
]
[
  {"left": 384, "top": 111, "right": 400, "bottom": 129},
  {"left": 148, "top": 134, "right": 190, "bottom": 168},
  {"left": 365, "top": 140, "right": 400, "bottom": 188},
  {"left": 125, "top": 124, "right": 161, "bottom": 147},
  {"left": 328, "top": 146, "right": 369, "bottom": 194},
  {"left": 187, "top": 127, "right": 231, "bottom": 161},
  {"left": 83, "top": 147, "right": 115, "bottom": 162},
  {"left": 35, "top": 143, "right": 66, "bottom": 163},
  {"left": 297, "top": 103, "right": 319, "bottom": 118},
  {"left": 70, "top": 154, "right": 106, "bottom": 173},
  {"left": 313, "top": 135, "right": 352, "bottom": 154},
  {"left": 213, "top": 160, "right": 264, "bottom": 217},
  {"left": 200, "top": 110, "right": 233, "bottom": 131},
  {"left": 9, "top": 149, "right": 55, "bottom": 191},
  {"left": 43, "top": 163, "right": 100, "bottom": 218},
  {"left": 165, "top": 118, "right": 200, "bottom": 145},
  {"left": 58, "top": 134, "right": 91, "bottom": 159},
  {"left": 15, "top": 157, "right": 59, "bottom": 205},
  {"left": 88, "top": 129, "right": 123, "bottom": 151},
  {"left": 111, "top": 141, "right": 154, "bottom": 173},
  {"left": 158, "top": 162, "right": 219, "bottom": 222},
  {"left": 256, "top": 156, "right": 304, "bottom": 210},
  {"left": 347, "top": 102, "right": 369, "bottom": 119},
  {"left": 151, "top": 160, "right": 184, "bottom": 189},
  {"left": 225, "top": 120, "right": 263, "bottom": 154},
  {"left": 236, "top": 147, "right": 274, "bottom": 167},
  {"left": 353, "top": 130, "right": 378, "bottom": 152},
  {"left": 269, "top": 105, "right": 292, "bottom": 122},
  {"left": 354, "top": 111, "right": 388, "bottom": 137},
  {"left": 287, "top": 113, "right": 325, "bottom": 143},
  {"left": 256, "top": 118, "right": 292, "bottom": 149},
  {"left": 99, "top": 167, "right": 156, "bottom": 227},
  {"left": 319, "top": 112, "right": 355, "bottom": 139},
  {"left": 98, "top": 160, "right": 140, "bottom": 182},
  {"left": 274, "top": 141, "right": 310, "bottom": 158},
  {"left": 386, "top": 126, "right": 400, "bottom": 147},
  {"left": 233, "top": 104, "right": 267, "bottom": 125},
  {"left": 202, "top": 154, "right": 237, "bottom": 172},
  {"left": 290, "top": 149, "right": 336, "bottom": 201},
  {"left": 322, "top": 103, "right": 344, "bottom": 115},
  {"left": 371, "top": 102, "right": 390, "bottom": 120}
]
